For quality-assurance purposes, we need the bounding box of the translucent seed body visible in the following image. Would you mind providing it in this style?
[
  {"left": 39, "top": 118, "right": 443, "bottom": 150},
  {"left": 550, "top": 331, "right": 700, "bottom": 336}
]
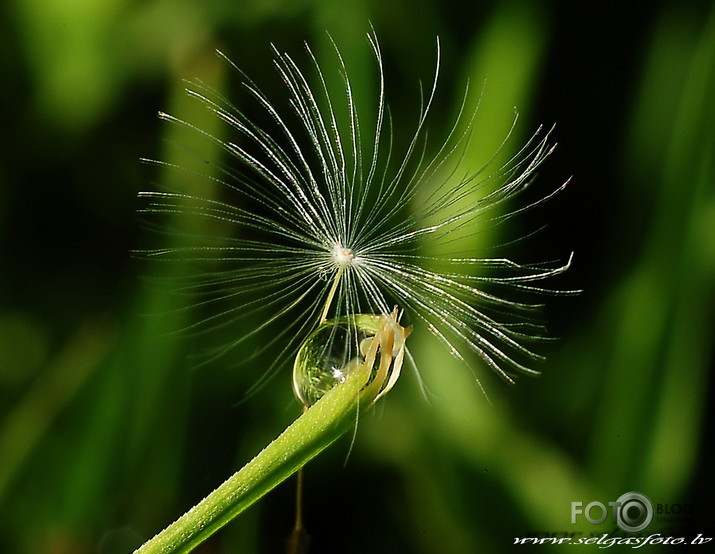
[{"left": 292, "top": 311, "right": 411, "bottom": 408}]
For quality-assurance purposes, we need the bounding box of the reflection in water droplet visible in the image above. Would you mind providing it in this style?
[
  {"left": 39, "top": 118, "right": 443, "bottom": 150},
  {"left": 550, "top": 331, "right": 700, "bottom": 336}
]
[{"left": 292, "top": 317, "right": 378, "bottom": 408}]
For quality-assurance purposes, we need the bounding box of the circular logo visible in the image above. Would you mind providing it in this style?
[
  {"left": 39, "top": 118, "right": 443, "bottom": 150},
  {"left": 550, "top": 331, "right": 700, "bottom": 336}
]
[{"left": 615, "top": 492, "right": 653, "bottom": 533}]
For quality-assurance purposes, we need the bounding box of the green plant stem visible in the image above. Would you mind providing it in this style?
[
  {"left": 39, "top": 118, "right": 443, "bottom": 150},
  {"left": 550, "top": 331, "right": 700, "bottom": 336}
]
[{"left": 134, "top": 361, "right": 375, "bottom": 554}]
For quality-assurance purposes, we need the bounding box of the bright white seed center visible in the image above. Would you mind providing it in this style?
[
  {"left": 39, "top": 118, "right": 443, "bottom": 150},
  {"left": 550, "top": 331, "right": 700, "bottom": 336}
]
[{"left": 332, "top": 245, "right": 355, "bottom": 268}]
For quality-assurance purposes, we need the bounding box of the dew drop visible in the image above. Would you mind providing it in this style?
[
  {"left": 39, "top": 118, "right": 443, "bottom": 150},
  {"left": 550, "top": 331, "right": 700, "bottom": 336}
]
[{"left": 292, "top": 316, "right": 379, "bottom": 408}]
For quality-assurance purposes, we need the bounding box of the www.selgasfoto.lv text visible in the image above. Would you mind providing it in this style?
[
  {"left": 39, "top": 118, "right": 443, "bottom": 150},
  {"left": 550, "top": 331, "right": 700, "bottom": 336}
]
[{"left": 514, "top": 533, "right": 712, "bottom": 548}]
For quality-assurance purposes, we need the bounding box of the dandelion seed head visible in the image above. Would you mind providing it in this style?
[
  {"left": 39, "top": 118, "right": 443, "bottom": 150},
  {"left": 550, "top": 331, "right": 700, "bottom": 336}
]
[
  {"left": 331, "top": 244, "right": 355, "bottom": 268},
  {"left": 137, "top": 31, "right": 575, "bottom": 403}
]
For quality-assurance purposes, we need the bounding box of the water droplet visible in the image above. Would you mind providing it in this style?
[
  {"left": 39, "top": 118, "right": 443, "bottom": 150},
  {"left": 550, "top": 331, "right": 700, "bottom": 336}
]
[{"left": 292, "top": 316, "right": 379, "bottom": 407}]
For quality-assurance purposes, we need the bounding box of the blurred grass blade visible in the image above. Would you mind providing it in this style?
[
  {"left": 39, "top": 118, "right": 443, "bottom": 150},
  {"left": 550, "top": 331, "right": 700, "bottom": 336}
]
[
  {"left": 590, "top": 4, "right": 715, "bottom": 499},
  {"left": 638, "top": 4, "right": 715, "bottom": 498},
  {"left": 0, "top": 317, "right": 113, "bottom": 502}
]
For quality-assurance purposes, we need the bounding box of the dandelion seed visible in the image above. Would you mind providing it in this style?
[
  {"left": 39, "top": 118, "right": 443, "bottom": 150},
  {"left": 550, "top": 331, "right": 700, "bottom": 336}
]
[
  {"left": 293, "top": 308, "right": 411, "bottom": 408},
  {"left": 137, "top": 31, "right": 573, "bottom": 403}
]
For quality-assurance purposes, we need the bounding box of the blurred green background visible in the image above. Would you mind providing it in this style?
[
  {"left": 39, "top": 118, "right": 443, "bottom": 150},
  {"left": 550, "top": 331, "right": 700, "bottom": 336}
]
[{"left": 1, "top": 0, "right": 713, "bottom": 552}]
